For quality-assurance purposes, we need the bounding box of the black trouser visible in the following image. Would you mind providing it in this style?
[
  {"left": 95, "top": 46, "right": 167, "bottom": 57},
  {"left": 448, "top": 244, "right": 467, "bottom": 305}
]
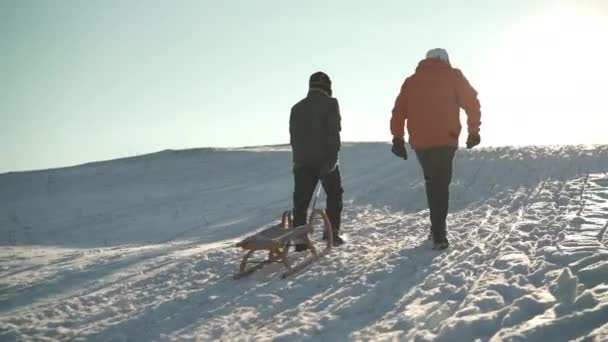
[
  {"left": 293, "top": 165, "right": 343, "bottom": 235},
  {"left": 415, "top": 147, "right": 456, "bottom": 242}
]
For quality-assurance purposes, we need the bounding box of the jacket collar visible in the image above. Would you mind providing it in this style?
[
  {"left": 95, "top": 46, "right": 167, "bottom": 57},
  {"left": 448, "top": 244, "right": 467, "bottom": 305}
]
[
  {"left": 416, "top": 58, "right": 452, "bottom": 72},
  {"left": 308, "top": 87, "right": 331, "bottom": 97}
]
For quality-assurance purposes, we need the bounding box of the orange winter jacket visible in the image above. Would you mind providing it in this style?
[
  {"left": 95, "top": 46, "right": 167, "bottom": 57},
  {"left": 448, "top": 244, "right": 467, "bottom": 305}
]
[{"left": 390, "top": 58, "right": 481, "bottom": 149}]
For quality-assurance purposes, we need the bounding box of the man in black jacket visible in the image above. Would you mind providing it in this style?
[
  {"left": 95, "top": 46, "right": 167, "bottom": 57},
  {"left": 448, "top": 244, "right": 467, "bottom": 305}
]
[{"left": 290, "top": 71, "right": 344, "bottom": 250}]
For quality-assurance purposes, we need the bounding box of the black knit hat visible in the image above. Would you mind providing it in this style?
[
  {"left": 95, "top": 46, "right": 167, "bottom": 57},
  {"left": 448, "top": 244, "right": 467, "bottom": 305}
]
[{"left": 309, "top": 71, "right": 332, "bottom": 95}]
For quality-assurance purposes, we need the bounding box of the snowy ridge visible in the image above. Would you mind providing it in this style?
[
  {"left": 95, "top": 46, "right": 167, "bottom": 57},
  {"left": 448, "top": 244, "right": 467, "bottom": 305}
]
[{"left": 1, "top": 143, "right": 608, "bottom": 341}]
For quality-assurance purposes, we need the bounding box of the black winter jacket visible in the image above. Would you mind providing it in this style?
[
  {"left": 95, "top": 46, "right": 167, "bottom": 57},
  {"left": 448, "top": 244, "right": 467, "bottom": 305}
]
[{"left": 289, "top": 90, "right": 341, "bottom": 167}]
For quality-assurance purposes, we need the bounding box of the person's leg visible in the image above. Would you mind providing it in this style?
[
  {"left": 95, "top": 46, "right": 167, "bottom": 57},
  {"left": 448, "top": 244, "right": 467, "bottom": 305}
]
[
  {"left": 293, "top": 166, "right": 319, "bottom": 227},
  {"left": 321, "top": 166, "right": 344, "bottom": 244},
  {"left": 432, "top": 147, "right": 457, "bottom": 243},
  {"left": 416, "top": 147, "right": 456, "bottom": 243},
  {"left": 415, "top": 149, "right": 436, "bottom": 239}
]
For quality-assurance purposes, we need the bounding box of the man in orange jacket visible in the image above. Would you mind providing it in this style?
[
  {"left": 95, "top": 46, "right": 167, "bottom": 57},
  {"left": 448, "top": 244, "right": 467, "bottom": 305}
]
[{"left": 390, "top": 48, "right": 481, "bottom": 250}]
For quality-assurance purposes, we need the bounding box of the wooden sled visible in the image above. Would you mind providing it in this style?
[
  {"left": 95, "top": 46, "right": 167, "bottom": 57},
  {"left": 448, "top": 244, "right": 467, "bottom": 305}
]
[{"left": 234, "top": 208, "right": 333, "bottom": 279}]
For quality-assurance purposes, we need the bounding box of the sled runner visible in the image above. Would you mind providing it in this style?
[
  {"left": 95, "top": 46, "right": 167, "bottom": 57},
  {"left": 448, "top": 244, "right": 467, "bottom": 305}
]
[{"left": 234, "top": 185, "right": 332, "bottom": 279}]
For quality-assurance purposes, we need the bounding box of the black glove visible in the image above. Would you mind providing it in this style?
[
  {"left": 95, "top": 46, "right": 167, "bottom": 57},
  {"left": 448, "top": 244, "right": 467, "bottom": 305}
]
[
  {"left": 391, "top": 137, "right": 408, "bottom": 160},
  {"left": 466, "top": 132, "right": 481, "bottom": 149},
  {"left": 319, "top": 160, "right": 337, "bottom": 177}
]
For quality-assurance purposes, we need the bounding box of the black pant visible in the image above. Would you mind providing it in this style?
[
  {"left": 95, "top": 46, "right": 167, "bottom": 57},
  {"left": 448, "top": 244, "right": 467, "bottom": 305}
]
[
  {"left": 293, "top": 165, "right": 343, "bottom": 235},
  {"left": 415, "top": 147, "right": 456, "bottom": 242}
]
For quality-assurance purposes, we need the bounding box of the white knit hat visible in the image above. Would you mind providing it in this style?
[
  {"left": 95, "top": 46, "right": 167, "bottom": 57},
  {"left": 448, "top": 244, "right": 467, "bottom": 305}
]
[{"left": 426, "top": 48, "right": 450, "bottom": 63}]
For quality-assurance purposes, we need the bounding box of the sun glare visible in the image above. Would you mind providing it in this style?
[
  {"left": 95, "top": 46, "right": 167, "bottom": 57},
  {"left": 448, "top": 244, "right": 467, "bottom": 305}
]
[{"left": 480, "top": 7, "right": 608, "bottom": 145}]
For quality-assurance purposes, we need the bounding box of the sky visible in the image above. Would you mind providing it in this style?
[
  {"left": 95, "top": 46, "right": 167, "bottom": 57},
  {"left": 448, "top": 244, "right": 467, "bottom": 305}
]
[{"left": 2, "top": 0, "right": 608, "bottom": 172}]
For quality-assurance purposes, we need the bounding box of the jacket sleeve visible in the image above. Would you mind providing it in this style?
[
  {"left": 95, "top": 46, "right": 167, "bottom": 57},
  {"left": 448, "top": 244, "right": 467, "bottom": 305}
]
[
  {"left": 454, "top": 69, "right": 481, "bottom": 133},
  {"left": 390, "top": 79, "right": 409, "bottom": 138},
  {"left": 327, "top": 98, "right": 342, "bottom": 163},
  {"left": 289, "top": 107, "right": 295, "bottom": 147}
]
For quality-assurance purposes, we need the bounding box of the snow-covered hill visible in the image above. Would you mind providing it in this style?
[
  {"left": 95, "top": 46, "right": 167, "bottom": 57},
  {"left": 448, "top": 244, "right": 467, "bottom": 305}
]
[{"left": 1, "top": 143, "right": 608, "bottom": 341}]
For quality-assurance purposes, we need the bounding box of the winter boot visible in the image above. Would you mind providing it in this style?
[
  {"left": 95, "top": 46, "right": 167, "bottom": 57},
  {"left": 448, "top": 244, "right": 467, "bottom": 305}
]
[
  {"left": 323, "top": 232, "right": 345, "bottom": 246},
  {"left": 432, "top": 240, "right": 449, "bottom": 250},
  {"left": 332, "top": 235, "right": 345, "bottom": 246},
  {"left": 294, "top": 243, "right": 309, "bottom": 252}
]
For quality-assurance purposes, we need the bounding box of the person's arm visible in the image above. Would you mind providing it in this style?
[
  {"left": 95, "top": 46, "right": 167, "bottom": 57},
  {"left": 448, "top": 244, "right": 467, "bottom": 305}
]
[
  {"left": 289, "top": 107, "right": 295, "bottom": 147},
  {"left": 390, "top": 79, "right": 409, "bottom": 138},
  {"left": 454, "top": 69, "right": 481, "bottom": 134},
  {"left": 326, "top": 98, "right": 342, "bottom": 164}
]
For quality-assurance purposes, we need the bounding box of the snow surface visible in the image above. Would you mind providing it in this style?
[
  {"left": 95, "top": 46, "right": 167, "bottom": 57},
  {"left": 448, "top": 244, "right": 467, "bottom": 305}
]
[{"left": 1, "top": 143, "right": 608, "bottom": 341}]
